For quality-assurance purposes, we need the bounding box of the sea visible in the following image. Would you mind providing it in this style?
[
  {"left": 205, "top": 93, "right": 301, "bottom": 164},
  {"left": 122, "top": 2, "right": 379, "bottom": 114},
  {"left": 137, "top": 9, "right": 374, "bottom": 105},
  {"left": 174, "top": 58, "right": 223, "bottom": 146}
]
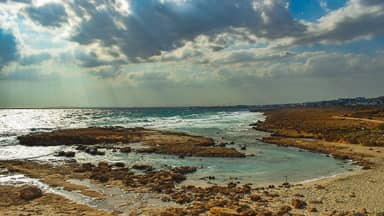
[{"left": 0, "top": 107, "right": 357, "bottom": 185}]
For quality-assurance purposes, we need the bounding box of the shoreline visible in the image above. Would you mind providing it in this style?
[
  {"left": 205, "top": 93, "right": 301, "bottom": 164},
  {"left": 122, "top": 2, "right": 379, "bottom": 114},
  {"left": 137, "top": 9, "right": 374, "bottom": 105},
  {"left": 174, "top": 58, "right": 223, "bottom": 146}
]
[
  {"left": 252, "top": 107, "right": 384, "bottom": 213},
  {"left": 1, "top": 107, "right": 384, "bottom": 214}
]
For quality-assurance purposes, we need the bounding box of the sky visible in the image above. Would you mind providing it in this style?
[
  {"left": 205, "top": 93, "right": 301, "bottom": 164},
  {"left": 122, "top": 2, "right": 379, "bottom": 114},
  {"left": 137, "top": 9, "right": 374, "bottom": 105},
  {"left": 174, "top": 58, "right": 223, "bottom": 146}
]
[{"left": 0, "top": 0, "right": 383, "bottom": 107}]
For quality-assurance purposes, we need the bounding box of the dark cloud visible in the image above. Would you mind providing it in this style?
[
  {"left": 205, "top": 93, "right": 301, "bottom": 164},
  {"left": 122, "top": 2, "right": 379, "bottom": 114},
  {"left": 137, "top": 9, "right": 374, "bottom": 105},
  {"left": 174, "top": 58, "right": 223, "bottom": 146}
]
[
  {"left": 0, "top": 28, "right": 18, "bottom": 71},
  {"left": 25, "top": 3, "right": 68, "bottom": 27},
  {"left": 69, "top": 0, "right": 305, "bottom": 59}
]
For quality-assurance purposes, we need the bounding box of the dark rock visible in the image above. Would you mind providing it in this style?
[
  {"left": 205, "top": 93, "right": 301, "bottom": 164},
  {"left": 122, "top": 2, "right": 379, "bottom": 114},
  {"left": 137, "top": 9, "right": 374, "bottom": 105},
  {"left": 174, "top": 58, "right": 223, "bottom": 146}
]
[
  {"left": 74, "top": 163, "right": 94, "bottom": 172},
  {"left": 99, "top": 175, "right": 109, "bottom": 183},
  {"left": 308, "top": 207, "right": 318, "bottom": 212},
  {"left": 249, "top": 194, "right": 261, "bottom": 202},
  {"left": 227, "top": 182, "right": 237, "bottom": 188},
  {"left": 85, "top": 147, "right": 105, "bottom": 156},
  {"left": 65, "top": 151, "right": 75, "bottom": 157},
  {"left": 19, "top": 185, "right": 43, "bottom": 201},
  {"left": 120, "top": 147, "right": 131, "bottom": 153},
  {"left": 171, "top": 173, "right": 186, "bottom": 183},
  {"left": 291, "top": 199, "right": 307, "bottom": 209},
  {"left": 132, "top": 164, "right": 153, "bottom": 171},
  {"left": 75, "top": 145, "right": 87, "bottom": 151},
  {"left": 171, "top": 166, "right": 197, "bottom": 175},
  {"left": 56, "top": 151, "right": 65, "bottom": 157},
  {"left": 55, "top": 151, "right": 75, "bottom": 158},
  {"left": 277, "top": 205, "right": 292, "bottom": 215},
  {"left": 114, "top": 162, "right": 125, "bottom": 168}
]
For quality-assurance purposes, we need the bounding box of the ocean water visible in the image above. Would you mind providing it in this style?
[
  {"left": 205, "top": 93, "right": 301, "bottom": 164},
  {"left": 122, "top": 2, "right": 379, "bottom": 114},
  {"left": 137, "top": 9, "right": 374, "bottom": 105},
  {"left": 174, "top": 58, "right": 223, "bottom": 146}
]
[{"left": 0, "top": 108, "right": 356, "bottom": 185}]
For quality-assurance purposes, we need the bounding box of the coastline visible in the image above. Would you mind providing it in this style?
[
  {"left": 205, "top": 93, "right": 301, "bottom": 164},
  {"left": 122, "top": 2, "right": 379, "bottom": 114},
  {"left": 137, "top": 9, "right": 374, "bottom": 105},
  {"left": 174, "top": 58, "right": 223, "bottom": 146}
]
[
  {"left": 1, "top": 107, "right": 384, "bottom": 215},
  {"left": 253, "top": 107, "right": 384, "bottom": 213}
]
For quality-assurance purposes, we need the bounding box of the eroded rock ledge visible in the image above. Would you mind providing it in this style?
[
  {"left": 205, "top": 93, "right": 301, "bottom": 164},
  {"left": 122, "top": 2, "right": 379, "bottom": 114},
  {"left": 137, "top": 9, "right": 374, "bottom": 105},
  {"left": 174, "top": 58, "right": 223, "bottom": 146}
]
[{"left": 17, "top": 127, "right": 244, "bottom": 157}]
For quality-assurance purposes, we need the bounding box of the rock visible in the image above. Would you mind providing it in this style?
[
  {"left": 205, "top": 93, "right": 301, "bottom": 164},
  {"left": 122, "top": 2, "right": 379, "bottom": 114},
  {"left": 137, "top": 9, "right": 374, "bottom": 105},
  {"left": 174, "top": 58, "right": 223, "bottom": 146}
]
[
  {"left": 277, "top": 205, "right": 292, "bottom": 215},
  {"left": 74, "top": 163, "right": 94, "bottom": 172},
  {"left": 249, "top": 194, "right": 261, "bottom": 202},
  {"left": 55, "top": 151, "right": 75, "bottom": 157},
  {"left": 132, "top": 164, "right": 153, "bottom": 171},
  {"left": 18, "top": 185, "right": 43, "bottom": 201},
  {"left": 114, "top": 162, "right": 125, "bottom": 168},
  {"left": 65, "top": 151, "right": 76, "bottom": 157},
  {"left": 97, "top": 175, "right": 109, "bottom": 183},
  {"left": 281, "top": 182, "right": 290, "bottom": 188},
  {"left": 209, "top": 207, "right": 240, "bottom": 216},
  {"left": 240, "top": 145, "right": 247, "bottom": 150},
  {"left": 227, "top": 182, "right": 237, "bottom": 188},
  {"left": 171, "top": 166, "right": 197, "bottom": 175},
  {"left": 308, "top": 207, "right": 318, "bottom": 212},
  {"left": 56, "top": 151, "right": 65, "bottom": 157},
  {"left": 291, "top": 199, "right": 307, "bottom": 209},
  {"left": 236, "top": 205, "right": 254, "bottom": 215},
  {"left": 120, "top": 147, "right": 131, "bottom": 153},
  {"left": 171, "top": 173, "right": 186, "bottom": 183},
  {"left": 98, "top": 162, "right": 110, "bottom": 169},
  {"left": 75, "top": 145, "right": 87, "bottom": 151},
  {"left": 85, "top": 147, "right": 105, "bottom": 156},
  {"left": 358, "top": 208, "right": 367, "bottom": 214}
]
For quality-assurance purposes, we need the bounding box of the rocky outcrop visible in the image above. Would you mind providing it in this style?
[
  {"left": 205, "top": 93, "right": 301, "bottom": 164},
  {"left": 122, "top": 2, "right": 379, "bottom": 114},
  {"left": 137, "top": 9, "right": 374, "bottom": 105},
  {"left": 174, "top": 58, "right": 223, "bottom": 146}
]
[{"left": 18, "top": 127, "right": 245, "bottom": 157}]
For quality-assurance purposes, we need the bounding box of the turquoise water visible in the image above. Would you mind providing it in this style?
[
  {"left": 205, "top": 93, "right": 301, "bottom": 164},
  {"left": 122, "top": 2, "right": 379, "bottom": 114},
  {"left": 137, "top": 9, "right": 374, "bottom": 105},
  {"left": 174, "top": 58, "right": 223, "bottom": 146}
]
[{"left": 0, "top": 108, "right": 356, "bottom": 184}]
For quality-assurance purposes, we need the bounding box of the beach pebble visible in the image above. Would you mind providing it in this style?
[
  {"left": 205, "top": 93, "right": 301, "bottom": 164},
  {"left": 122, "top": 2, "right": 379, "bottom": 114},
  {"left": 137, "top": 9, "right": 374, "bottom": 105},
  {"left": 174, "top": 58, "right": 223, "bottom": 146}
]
[
  {"left": 291, "top": 198, "right": 307, "bottom": 209},
  {"left": 18, "top": 185, "right": 43, "bottom": 201}
]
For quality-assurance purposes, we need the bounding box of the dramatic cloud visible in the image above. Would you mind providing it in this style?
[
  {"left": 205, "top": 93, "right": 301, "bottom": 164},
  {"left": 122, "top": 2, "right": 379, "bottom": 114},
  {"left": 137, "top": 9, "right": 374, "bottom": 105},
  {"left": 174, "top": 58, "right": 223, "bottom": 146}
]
[
  {"left": 298, "top": 0, "right": 384, "bottom": 44},
  {"left": 24, "top": 3, "right": 68, "bottom": 27},
  {"left": 0, "top": 28, "right": 18, "bottom": 71},
  {"left": 1, "top": 0, "right": 384, "bottom": 107},
  {"left": 69, "top": 0, "right": 305, "bottom": 59}
]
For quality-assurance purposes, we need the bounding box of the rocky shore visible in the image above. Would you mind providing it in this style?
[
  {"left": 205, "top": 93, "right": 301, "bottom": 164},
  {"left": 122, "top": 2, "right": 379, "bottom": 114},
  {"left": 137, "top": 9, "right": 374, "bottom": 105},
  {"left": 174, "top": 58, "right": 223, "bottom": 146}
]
[
  {"left": 0, "top": 184, "right": 112, "bottom": 215},
  {"left": 18, "top": 127, "right": 245, "bottom": 157},
  {"left": 2, "top": 108, "right": 384, "bottom": 215},
  {"left": 252, "top": 106, "right": 384, "bottom": 214}
]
